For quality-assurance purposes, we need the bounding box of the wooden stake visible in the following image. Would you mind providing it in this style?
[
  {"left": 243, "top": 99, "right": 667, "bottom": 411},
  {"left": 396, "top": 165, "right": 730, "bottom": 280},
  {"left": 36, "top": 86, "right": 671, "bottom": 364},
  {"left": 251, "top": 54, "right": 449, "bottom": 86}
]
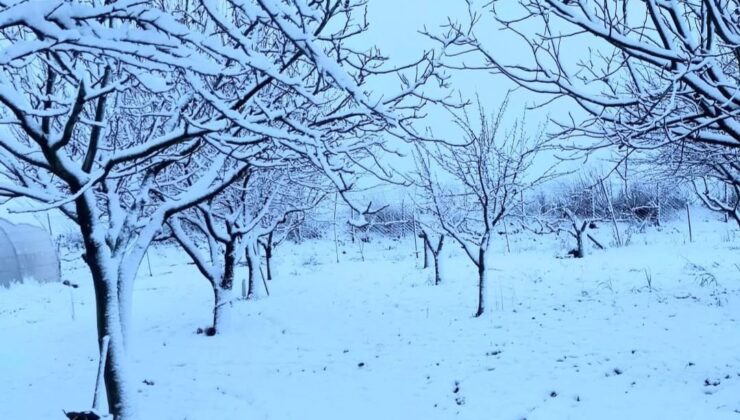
[
  {"left": 686, "top": 204, "right": 693, "bottom": 243},
  {"left": 92, "top": 335, "right": 110, "bottom": 412},
  {"left": 145, "top": 250, "right": 153, "bottom": 277},
  {"left": 587, "top": 234, "right": 605, "bottom": 250}
]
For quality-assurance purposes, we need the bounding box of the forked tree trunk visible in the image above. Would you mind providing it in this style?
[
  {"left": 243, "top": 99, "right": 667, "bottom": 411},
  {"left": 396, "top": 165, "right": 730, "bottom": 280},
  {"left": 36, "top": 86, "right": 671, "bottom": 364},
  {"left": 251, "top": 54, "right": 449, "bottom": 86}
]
[
  {"left": 246, "top": 239, "right": 266, "bottom": 299},
  {"left": 78, "top": 196, "right": 134, "bottom": 419},
  {"left": 424, "top": 233, "right": 444, "bottom": 286}
]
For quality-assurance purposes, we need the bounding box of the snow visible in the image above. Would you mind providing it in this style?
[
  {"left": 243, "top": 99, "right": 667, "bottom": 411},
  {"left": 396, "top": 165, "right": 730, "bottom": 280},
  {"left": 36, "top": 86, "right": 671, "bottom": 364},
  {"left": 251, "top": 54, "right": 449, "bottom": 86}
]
[{"left": 1, "top": 212, "right": 739, "bottom": 419}]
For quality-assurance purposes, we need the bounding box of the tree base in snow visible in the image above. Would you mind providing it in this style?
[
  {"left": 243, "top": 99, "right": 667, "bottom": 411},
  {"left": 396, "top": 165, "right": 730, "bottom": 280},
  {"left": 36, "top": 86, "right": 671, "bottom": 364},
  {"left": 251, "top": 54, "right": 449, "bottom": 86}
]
[
  {"left": 64, "top": 410, "right": 101, "bottom": 420},
  {"left": 196, "top": 327, "right": 218, "bottom": 337}
]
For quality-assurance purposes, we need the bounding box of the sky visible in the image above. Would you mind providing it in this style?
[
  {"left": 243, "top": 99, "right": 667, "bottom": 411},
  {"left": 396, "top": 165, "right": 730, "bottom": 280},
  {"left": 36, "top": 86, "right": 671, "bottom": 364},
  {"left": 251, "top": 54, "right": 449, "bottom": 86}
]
[
  {"left": 0, "top": 1, "right": 612, "bottom": 223},
  {"left": 355, "top": 0, "right": 622, "bottom": 191},
  {"left": 339, "top": 0, "right": 594, "bottom": 193},
  {"left": 363, "top": 0, "right": 569, "bottom": 122}
]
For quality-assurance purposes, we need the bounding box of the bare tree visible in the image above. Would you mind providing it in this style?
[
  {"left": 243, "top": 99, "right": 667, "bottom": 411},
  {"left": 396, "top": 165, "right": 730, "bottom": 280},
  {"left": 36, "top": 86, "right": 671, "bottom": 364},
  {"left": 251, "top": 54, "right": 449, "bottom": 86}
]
[
  {"left": 419, "top": 228, "right": 446, "bottom": 285},
  {"left": 167, "top": 167, "right": 323, "bottom": 334},
  {"left": 259, "top": 210, "right": 307, "bottom": 282},
  {"left": 656, "top": 144, "right": 740, "bottom": 226},
  {"left": 0, "top": 3, "right": 253, "bottom": 416},
  {"left": 695, "top": 174, "right": 739, "bottom": 227},
  {"left": 415, "top": 101, "right": 554, "bottom": 316},
  {"left": 526, "top": 206, "right": 604, "bottom": 258},
  {"left": 242, "top": 171, "right": 326, "bottom": 300},
  {"left": 0, "top": 0, "right": 444, "bottom": 416},
  {"left": 438, "top": 0, "right": 740, "bottom": 150},
  {"left": 431, "top": 0, "right": 740, "bottom": 224}
]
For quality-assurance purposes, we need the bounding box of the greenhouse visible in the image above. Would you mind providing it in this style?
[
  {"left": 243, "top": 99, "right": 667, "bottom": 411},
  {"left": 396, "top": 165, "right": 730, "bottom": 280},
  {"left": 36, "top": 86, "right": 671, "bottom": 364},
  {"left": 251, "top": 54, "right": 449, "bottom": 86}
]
[{"left": 0, "top": 218, "right": 60, "bottom": 288}]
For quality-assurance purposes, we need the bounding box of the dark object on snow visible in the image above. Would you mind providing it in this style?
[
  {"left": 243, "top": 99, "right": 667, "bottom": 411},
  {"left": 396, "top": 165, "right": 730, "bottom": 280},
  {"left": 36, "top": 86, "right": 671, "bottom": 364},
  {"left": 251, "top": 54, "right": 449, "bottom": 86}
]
[
  {"left": 587, "top": 234, "right": 604, "bottom": 250},
  {"left": 704, "top": 378, "right": 721, "bottom": 387},
  {"left": 196, "top": 326, "right": 217, "bottom": 336},
  {"left": 62, "top": 280, "right": 79, "bottom": 288},
  {"left": 64, "top": 411, "right": 100, "bottom": 420},
  {"left": 588, "top": 221, "right": 597, "bottom": 229}
]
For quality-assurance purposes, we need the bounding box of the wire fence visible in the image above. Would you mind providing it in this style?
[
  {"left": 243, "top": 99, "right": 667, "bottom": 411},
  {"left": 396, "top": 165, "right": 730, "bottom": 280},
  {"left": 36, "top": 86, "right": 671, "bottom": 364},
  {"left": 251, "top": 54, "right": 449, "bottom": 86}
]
[{"left": 290, "top": 191, "right": 422, "bottom": 262}]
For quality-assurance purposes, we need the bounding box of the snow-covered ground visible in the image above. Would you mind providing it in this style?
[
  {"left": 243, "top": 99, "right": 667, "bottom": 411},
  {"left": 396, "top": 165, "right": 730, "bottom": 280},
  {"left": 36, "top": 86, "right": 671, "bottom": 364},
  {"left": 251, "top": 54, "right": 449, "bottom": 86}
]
[{"left": 2, "top": 212, "right": 739, "bottom": 419}]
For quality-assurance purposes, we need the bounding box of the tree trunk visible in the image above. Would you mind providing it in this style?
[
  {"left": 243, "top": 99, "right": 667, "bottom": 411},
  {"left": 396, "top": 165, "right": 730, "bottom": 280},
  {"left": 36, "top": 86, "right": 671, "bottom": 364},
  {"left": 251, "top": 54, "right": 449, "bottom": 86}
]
[
  {"left": 212, "top": 245, "right": 237, "bottom": 334},
  {"left": 474, "top": 245, "right": 486, "bottom": 317},
  {"left": 245, "top": 243, "right": 254, "bottom": 298},
  {"left": 77, "top": 195, "right": 134, "bottom": 419},
  {"left": 574, "top": 231, "right": 585, "bottom": 258},
  {"left": 433, "top": 252, "right": 441, "bottom": 285},
  {"left": 430, "top": 235, "right": 444, "bottom": 285},
  {"left": 264, "top": 233, "right": 273, "bottom": 281},
  {"left": 87, "top": 251, "right": 134, "bottom": 418},
  {"left": 98, "top": 289, "right": 132, "bottom": 419},
  {"left": 212, "top": 287, "right": 223, "bottom": 333},
  {"left": 423, "top": 241, "right": 429, "bottom": 269},
  {"left": 212, "top": 285, "right": 236, "bottom": 335},
  {"left": 246, "top": 239, "right": 265, "bottom": 299},
  {"left": 116, "top": 224, "right": 160, "bottom": 346},
  {"left": 116, "top": 257, "right": 141, "bottom": 348}
]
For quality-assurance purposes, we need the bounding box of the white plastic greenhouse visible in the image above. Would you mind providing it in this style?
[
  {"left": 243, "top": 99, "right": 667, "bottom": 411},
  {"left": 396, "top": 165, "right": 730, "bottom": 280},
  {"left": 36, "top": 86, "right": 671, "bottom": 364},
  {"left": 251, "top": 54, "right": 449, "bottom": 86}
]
[{"left": 0, "top": 218, "right": 60, "bottom": 288}]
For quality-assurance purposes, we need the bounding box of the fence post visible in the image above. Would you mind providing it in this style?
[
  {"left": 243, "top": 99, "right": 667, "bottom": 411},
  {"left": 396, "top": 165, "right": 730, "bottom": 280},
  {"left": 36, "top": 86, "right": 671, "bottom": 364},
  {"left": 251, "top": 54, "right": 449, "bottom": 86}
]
[
  {"left": 333, "top": 192, "right": 339, "bottom": 263},
  {"left": 600, "top": 179, "right": 622, "bottom": 247},
  {"left": 724, "top": 183, "right": 729, "bottom": 223},
  {"left": 656, "top": 183, "right": 662, "bottom": 227},
  {"left": 591, "top": 187, "right": 596, "bottom": 220},
  {"left": 623, "top": 151, "right": 629, "bottom": 197},
  {"left": 412, "top": 210, "right": 419, "bottom": 261}
]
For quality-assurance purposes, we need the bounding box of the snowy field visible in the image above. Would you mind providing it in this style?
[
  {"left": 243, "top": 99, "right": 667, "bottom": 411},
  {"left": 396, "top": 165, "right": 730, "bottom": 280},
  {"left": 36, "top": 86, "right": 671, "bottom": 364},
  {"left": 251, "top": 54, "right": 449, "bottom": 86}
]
[{"left": 2, "top": 212, "right": 739, "bottom": 420}]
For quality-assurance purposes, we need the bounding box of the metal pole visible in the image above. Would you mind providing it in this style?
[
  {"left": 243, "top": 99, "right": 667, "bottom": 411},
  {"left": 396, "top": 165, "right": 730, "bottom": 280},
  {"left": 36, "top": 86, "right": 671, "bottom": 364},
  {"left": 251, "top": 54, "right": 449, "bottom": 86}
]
[
  {"left": 412, "top": 210, "right": 419, "bottom": 260},
  {"left": 333, "top": 193, "right": 339, "bottom": 263}
]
